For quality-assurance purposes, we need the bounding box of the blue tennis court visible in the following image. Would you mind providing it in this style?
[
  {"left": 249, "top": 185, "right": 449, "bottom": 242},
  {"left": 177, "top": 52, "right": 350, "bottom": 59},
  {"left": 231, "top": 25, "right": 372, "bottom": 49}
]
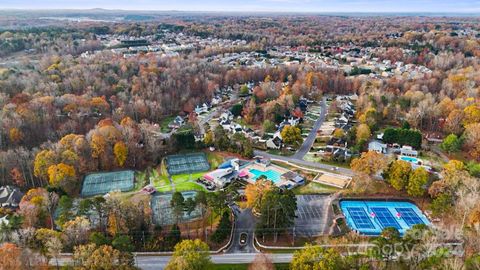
[
  {"left": 340, "top": 200, "right": 430, "bottom": 236},
  {"left": 347, "top": 207, "right": 375, "bottom": 229},
  {"left": 371, "top": 207, "right": 401, "bottom": 230},
  {"left": 396, "top": 208, "right": 424, "bottom": 227}
]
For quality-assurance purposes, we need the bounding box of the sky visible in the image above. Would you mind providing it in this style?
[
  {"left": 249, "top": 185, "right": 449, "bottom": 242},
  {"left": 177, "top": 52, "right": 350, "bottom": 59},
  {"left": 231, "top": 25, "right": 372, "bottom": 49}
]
[{"left": 1, "top": 0, "right": 480, "bottom": 13}]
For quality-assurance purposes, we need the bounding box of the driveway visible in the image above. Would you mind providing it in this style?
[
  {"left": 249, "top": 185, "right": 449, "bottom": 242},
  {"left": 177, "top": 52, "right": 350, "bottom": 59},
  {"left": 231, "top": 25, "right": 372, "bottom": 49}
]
[
  {"left": 292, "top": 97, "right": 328, "bottom": 160},
  {"left": 227, "top": 206, "right": 258, "bottom": 253}
]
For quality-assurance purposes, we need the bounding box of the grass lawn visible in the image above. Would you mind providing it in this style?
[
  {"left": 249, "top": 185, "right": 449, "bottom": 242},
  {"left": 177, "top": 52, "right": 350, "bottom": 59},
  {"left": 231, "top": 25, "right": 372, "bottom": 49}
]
[
  {"left": 210, "top": 263, "right": 289, "bottom": 270},
  {"left": 149, "top": 160, "right": 174, "bottom": 192},
  {"left": 206, "top": 151, "right": 225, "bottom": 169},
  {"left": 294, "top": 181, "right": 339, "bottom": 194},
  {"left": 151, "top": 167, "right": 172, "bottom": 192},
  {"left": 171, "top": 171, "right": 208, "bottom": 192},
  {"left": 134, "top": 171, "right": 148, "bottom": 191},
  {"left": 303, "top": 153, "right": 351, "bottom": 169},
  {"left": 267, "top": 149, "right": 295, "bottom": 156},
  {"left": 160, "top": 116, "right": 175, "bottom": 132}
]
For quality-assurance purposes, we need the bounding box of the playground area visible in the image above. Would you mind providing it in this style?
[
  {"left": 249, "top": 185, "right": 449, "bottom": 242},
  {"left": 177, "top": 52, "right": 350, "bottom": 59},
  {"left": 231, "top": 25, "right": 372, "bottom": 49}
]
[{"left": 81, "top": 170, "right": 135, "bottom": 197}]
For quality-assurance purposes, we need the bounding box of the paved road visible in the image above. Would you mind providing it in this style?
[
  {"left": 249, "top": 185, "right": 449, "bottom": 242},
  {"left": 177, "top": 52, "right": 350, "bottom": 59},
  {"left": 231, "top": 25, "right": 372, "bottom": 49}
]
[
  {"left": 55, "top": 253, "right": 293, "bottom": 270},
  {"left": 254, "top": 150, "right": 354, "bottom": 176},
  {"left": 227, "top": 206, "right": 257, "bottom": 253},
  {"left": 253, "top": 96, "right": 354, "bottom": 176},
  {"left": 292, "top": 97, "right": 328, "bottom": 160}
]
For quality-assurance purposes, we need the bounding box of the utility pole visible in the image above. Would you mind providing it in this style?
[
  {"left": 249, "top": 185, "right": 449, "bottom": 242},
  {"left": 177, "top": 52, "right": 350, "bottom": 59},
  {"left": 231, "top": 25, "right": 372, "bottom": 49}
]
[{"left": 273, "top": 207, "right": 278, "bottom": 243}]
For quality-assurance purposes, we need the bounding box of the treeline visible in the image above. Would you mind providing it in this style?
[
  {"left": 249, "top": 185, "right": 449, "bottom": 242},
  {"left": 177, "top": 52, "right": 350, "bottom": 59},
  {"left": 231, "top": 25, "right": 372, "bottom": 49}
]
[{"left": 383, "top": 128, "right": 422, "bottom": 149}]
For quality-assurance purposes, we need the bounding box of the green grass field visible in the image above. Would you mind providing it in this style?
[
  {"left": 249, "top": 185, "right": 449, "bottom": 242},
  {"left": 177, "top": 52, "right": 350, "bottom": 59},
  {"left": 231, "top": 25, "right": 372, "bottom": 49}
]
[
  {"left": 171, "top": 171, "right": 207, "bottom": 192},
  {"left": 160, "top": 116, "right": 175, "bottom": 132}
]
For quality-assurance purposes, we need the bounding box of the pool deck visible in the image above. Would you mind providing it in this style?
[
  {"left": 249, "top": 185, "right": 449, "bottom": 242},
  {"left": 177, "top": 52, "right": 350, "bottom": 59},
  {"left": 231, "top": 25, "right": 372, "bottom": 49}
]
[
  {"left": 340, "top": 200, "right": 430, "bottom": 236},
  {"left": 241, "top": 163, "right": 290, "bottom": 186}
]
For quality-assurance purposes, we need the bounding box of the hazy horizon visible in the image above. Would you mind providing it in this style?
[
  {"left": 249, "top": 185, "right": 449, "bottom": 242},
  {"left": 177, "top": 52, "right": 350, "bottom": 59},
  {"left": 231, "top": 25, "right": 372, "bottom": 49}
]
[{"left": 1, "top": 0, "right": 480, "bottom": 13}]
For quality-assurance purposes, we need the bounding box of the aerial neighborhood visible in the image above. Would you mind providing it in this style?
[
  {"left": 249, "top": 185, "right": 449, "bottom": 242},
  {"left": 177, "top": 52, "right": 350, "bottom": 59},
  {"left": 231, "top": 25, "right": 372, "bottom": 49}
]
[{"left": 0, "top": 8, "right": 479, "bottom": 270}]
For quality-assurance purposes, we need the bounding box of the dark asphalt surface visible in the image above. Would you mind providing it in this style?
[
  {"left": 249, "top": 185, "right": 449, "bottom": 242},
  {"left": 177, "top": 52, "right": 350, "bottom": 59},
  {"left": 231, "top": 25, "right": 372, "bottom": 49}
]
[
  {"left": 227, "top": 205, "right": 258, "bottom": 253},
  {"left": 292, "top": 97, "right": 327, "bottom": 160}
]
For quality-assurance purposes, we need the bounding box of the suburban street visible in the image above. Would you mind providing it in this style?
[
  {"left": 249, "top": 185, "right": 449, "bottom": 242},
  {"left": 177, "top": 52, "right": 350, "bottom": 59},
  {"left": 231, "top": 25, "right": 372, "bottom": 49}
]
[
  {"left": 137, "top": 253, "right": 293, "bottom": 269},
  {"left": 54, "top": 253, "right": 293, "bottom": 270},
  {"left": 254, "top": 96, "right": 354, "bottom": 177},
  {"left": 254, "top": 150, "right": 354, "bottom": 176},
  {"left": 292, "top": 97, "right": 328, "bottom": 160}
]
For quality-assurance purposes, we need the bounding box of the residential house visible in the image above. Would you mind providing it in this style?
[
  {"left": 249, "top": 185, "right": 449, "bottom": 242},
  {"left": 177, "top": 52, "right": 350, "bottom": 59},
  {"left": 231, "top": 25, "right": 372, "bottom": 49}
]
[
  {"left": 168, "top": 116, "right": 185, "bottom": 129},
  {"left": 195, "top": 103, "right": 209, "bottom": 115},
  {"left": 369, "top": 140, "right": 388, "bottom": 154},
  {"left": 266, "top": 132, "right": 283, "bottom": 149},
  {"left": 0, "top": 186, "right": 23, "bottom": 208},
  {"left": 400, "top": 146, "right": 418, "bottom": 157}
]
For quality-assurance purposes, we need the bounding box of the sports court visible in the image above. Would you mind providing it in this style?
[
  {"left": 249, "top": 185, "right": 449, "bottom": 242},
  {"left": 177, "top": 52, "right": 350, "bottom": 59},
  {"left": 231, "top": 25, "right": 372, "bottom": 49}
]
[
  {"left": 166, "top": 153, "right": 210, "bottom": 175},
  {"left": 340, "top": 200, "right": 430, "bottom": 236},
  {"left": 151, "top": 191, "right": 202, "bottom": 225},
  {"left": 81, "top": 170, "right": 135, "bottom": 197}
]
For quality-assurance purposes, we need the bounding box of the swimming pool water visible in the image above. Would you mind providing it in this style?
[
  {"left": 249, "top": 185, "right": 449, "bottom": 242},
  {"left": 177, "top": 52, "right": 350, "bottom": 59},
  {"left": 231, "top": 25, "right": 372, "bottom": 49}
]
[
  {"left": 340, "top": 200, "right": 430, "bottom": 236},
  {"left": 399, "top": 156, "right": 419, "bottom": 163},
  {"left": 249, "top": 169, "right": 282, "bottom": 183}
]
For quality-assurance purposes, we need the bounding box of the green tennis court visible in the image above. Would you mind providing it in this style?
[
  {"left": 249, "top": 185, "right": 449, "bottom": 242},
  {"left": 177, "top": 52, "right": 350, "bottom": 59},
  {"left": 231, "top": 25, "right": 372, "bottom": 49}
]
[
  {"left": 151, "top": 191, "right": 201, "bottom": 225},
  {"left": 166, "top": 152, "right": 210, "bottom": 175},
  {"left": 81, "top": 170, "right": 135, "bottom": 197}
]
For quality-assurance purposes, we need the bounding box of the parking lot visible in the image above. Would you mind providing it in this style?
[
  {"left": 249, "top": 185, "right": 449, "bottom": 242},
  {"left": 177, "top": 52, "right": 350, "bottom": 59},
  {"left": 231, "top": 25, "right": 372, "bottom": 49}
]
[{"left": 294, "top": 194, "right": 334, "bottom": 237}]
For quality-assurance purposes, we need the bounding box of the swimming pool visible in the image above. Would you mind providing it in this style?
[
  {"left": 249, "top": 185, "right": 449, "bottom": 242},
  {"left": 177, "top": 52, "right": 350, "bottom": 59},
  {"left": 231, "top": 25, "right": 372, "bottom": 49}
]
[
  {"left": 249, "top": 169, "right": 282, "bottom": 183},
  {"left": 399, "top": 156, "right": 419, "bottom": 164},
  {"left": 340, "top": 200, "right": 430, "bottom": 236}
]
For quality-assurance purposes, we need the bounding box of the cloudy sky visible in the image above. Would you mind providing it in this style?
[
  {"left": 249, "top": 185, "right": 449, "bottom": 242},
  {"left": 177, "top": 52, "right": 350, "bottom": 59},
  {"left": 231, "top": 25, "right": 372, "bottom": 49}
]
[{"left": 1, "top": 0, "right": 479, "bottom": 13}]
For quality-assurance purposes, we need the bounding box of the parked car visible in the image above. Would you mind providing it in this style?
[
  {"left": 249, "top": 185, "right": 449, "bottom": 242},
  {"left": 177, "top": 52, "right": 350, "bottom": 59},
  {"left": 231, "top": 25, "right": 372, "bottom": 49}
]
[{"left": 239, "top": 232, "right": 248, "bottom": 247}]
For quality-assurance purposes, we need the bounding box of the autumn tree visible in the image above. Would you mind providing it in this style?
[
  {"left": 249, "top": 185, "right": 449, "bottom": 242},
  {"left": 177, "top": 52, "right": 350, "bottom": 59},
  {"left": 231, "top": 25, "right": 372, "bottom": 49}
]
[
  {"left": 351, "top": 151, "right": 388, "bottom": 176},
  {"left": 463, "top": 123, "right": 480, "bottom": 160},
  {"left": 73, "top": 244, "right": 132, "bottom": 270},
  {"left": 63, "top": 216, "right": 91, "bottom": 249},
  {"left": 203, "top": 130, "right": 214, "bottom": 146},
  {"left": 9, "top": 127, "right": 23, "bottom": 144},
  {"left": 165, "top": 239, "right": 211, "bottom": 270},
  {"left": 291, "top": 245, "right": 346, "bottom": 270},
  {"left": 385, "top": 160, "right": 412, "bottom": 191},
  {"left": 356, "top": 124, "right": 371, "bottom": 144},
  {"left": 47, "top": 163, "right": 76, "bottom": 194},
  {"left": 407, "top": 167, "right": 429, "bottom": 197},
  {"left": 34, "top": 150, "right": 56, "bottom": 182},
  {"left": 34, "top": 228, "right": 63, "bottom": 267},
  {"left": 245, "top": 178, "right": 274, "bottom": 213},
  {"left": 18, "top": 187, "right": 49, "bottom": 228},
  {"left": 10, "top": 167, "right": 25, "bottom": 187},
  {"left": 463, "top": 105, "right": 480, "bottom": 126},
  {"left": 444, "top": 109, "right": 464, "bottom": 135},
  {"left": 113, "top": 141, "right": 128, "bottom": 167},
  {"left": 0, "top": 243, "right": 23, "bottom": 270},
  {"left": 280, "top": 125, "right": 303, "bottom": 146}
]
